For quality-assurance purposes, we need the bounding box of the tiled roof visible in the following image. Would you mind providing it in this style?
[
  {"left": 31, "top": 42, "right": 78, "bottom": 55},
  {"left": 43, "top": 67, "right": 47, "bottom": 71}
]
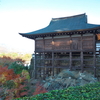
[{"left": 19, "top": 13, "right": 100, "bottom": 36}]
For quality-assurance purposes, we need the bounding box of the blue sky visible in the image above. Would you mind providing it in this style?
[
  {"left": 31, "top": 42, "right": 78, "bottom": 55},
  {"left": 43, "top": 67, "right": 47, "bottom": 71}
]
[{"left": 0, "top": 0, "right": 100, "bottom": 53}]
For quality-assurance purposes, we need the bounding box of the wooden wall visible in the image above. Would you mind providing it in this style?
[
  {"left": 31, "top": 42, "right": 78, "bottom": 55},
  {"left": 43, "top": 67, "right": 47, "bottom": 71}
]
[
  {"left": 35, "top": 35, "right": 94, "bottom": 51},
  {"left": 33, "top": 34, "right": 97, "bottom": 79}
]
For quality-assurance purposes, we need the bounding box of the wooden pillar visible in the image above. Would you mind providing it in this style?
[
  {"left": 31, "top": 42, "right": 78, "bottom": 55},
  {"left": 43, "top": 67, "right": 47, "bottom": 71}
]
[
  {"left": 81, "top": 52, "right": 83, "bottom": 72},
  {"left": 34, "top": 51, "right": 37, "bottom": 79},
  {"left": 93, "top": 34, "right": 96, "bottom": 77},
  {"left": 69, "top": 52, "right": 72, "bottom": 70},
  {"left": 34, "top": 39, "right": 37, "bottom": 79},
  {"left": 52, "top": 52, "right": 54, "bottom": 76},
  {"left": 52, "top": 36, "right": 54, "bottom": 76},
  {"left": 81, "top": 34, "right": 83, "bottom": 72},
  {"left": 69, "top": 35, "right": 72, "bottom": 70},
  {"left": 40, "top": 53, "right": 42, "bottom": 77},
  {"left": 43, "top": 37, "right": 45, "bottom": 79},
  {"left": 49, "top": 68, "right": 52, "bottom": 76}
]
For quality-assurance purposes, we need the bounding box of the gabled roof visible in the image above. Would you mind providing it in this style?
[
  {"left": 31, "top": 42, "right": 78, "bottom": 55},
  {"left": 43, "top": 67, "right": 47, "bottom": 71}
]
[{"left": 19, "top": 13, "right": 100, "bottom": 39}]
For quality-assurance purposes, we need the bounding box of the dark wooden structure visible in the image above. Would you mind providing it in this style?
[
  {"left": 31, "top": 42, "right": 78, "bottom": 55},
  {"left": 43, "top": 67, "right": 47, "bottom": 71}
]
[{"left": 19, "top": 13, "right": 100, "bottom": 78}]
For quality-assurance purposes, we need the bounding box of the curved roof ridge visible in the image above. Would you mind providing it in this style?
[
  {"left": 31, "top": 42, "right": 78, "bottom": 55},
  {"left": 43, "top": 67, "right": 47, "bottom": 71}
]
[{"left": 52, "top": 13, "right": 86, "bottom": 21}]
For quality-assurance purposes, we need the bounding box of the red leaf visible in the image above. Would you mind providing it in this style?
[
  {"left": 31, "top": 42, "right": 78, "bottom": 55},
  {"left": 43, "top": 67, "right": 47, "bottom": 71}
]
[
  {"left": 33, "top": 82, "right": 48, "bottom": 95},
  {"left": 20, "top": 91, "right": 28, "bottom": 96}
]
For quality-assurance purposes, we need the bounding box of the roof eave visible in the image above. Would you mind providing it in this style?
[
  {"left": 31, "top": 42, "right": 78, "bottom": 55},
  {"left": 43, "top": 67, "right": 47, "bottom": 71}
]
[{"left": 19, "top": 26, "right": 100, "bottom": 39}]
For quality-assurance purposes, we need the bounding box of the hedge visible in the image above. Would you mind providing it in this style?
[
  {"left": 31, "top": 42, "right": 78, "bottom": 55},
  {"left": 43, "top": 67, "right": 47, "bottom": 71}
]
[{"left": 15, "top": 82, "right": 100, "bottom": 100}]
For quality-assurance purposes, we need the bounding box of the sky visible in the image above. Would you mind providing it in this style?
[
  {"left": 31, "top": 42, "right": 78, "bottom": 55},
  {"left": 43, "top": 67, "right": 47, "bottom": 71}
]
[{"left": 0, "top": 0, "right": 100, "bottom": 53}]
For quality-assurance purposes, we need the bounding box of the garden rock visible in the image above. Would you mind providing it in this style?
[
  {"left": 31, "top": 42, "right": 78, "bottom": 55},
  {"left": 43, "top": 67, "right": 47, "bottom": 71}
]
[
  {"left": 57, "top": 69, "right": 80, "bottom": 79},
  {"left": 44, "top": 82, "right": 51, "bottom": 88},
  {"left": 42, "top": 69, "right": 98, "bottom": 91},
  {"left": 79, "top": 79, "right": 89, "bottom": 86},
  {"left": 82, "top": 71, "right": 95, "bottom": 81}
]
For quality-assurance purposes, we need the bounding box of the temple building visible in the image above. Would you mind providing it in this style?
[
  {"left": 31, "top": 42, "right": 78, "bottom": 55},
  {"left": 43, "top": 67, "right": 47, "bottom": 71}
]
[{"left": 19, "top": 13, "right": 100, "bottom": 78}]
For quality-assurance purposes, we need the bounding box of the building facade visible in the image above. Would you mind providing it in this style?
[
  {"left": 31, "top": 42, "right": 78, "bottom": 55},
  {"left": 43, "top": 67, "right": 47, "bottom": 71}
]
[{"left": 19, "top": 13, "right": 100, "bottom": 78}]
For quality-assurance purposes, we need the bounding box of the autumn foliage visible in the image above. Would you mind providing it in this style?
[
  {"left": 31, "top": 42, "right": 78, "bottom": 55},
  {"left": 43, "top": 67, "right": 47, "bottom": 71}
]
[
  {"left": 0, "top": 66, "right": 19, "bottom": 81},
  {"left": 33, "top": 82, "right": 48, "bottom": 95},
  {"left": 0, "top": 56, "right": 24, "bottom": 67},
  {"left": 0, "top": 53, "right": 48, "bottom": 99},
  {"left": 0, "top": 65, "right": 29, "bottom": 100},
  {"left": 0, "top": 52, "right": 31, "bottom": 66},
  {"left": 0, "top": 65, "right": 48, "bottom": 99}
]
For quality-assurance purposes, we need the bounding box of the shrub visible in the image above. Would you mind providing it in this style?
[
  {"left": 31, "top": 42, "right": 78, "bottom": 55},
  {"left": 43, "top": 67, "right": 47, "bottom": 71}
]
[
  {"left": 0, "top": 56, "right": 24, "bottom": 67},
  {"left": 0, "top": 52, "right": 31, "bottom": 67},
  {"left": 8, "top": 61, "right": 27, "bottom": 74},
  {"left": 15, "top": 82, "right": 100, "bottom": 100},
  {"left": 0, "top": 66, "right": 30, "bottom": 100},
  {"left": 33, "top": 82, "right": 48, "bottom": 95},
  {"left": 0, "top": 53, "right": 31, "bottom": 99}
]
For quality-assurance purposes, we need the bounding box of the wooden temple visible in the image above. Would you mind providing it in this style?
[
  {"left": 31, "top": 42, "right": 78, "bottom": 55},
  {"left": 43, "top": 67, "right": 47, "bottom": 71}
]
[{"left": 19, "top": 13, "right": 100, "bottom": 78}]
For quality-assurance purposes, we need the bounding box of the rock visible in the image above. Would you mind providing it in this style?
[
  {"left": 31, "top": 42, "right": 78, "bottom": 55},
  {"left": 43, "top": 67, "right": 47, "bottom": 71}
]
[
  {"left": 30, "top": 69, "right": 98, "bottom": 92},
  {"left": 46, "top": 76, "right": 56, "bottom": 82},
  {"left": 57, "top": 70, "right": 70, "bottom": 78},
  {"left": 55, "top": 78, "right": 64, "bottom": 84},
  {"left": 30, "top": 79, "right": 39, "bottom": 85},
  {"left": 75, "top": 79, "right": 80, "bottom": 86},
  {"left": 82, "top": 71, "right": 96, "bottom": 82},
  {"left": 44, "top": 82, "right": 51, "bottom": 88},
  {"left": 69, "top": 71, "right": 80, "bottom": 79},
  {"left": 57, "top": 69, "right": 80, "bottom": 79},
  {"left": 47, "top": 82, "right": 61, "bottom": 90},
  {"left": 79, "top": 79, "right": 89, "bottom": 86},
  {"left": 66, "top": 79, "right": 76, "bottom": 88},
  {"left": 69, "top": 79, "right": 76, "bottom": 87},
  {"left": 90, "top": 77, "right": 98, "bottom": 83},
  {"left": 79, "top": 72, "right": 86, "bottom": 78}
]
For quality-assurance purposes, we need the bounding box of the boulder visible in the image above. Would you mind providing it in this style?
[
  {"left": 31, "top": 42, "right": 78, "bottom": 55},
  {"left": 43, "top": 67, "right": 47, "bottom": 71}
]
[
  {"left": 44, "top": 82, "right": 51, "bottom": 88},
  {"left": 79, "top": 79, "right": 89, "bottom": 86},
  {"left": 55, "top": 78, "right": 64, "bottom": 84},
  {"left": 79, "top": 71, "right": 97, "bottom": 84},
  {"left": 32, "top": 69, "right": 98, "bottom": 91},
  {"left": 57, "top": 69, "right": 80, "bottom": 79}
]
